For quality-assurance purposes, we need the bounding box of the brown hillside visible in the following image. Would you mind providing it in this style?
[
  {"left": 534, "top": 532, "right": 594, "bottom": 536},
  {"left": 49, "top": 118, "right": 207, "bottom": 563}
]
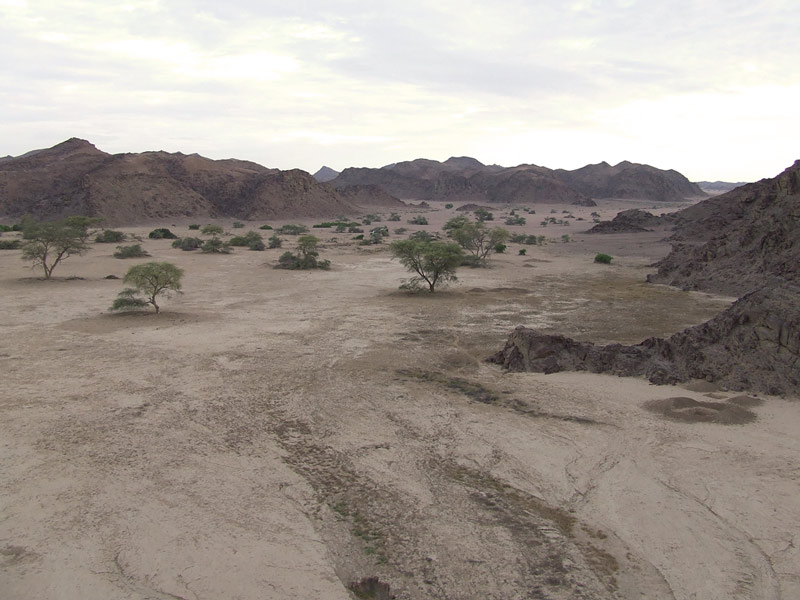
[{"left": 0, "top": 139, "right": 363, "bottom": 225}]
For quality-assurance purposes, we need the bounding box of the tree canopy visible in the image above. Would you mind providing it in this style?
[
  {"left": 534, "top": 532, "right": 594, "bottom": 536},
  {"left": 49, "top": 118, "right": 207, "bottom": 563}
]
[
  {"left": 390, "top": 239, "right": 463, "bottom": 292},
  {"left": 20, "top": 216, "right": 99, "bottom": 278},
  {"left": 110, "top": 262, "right": 184, "bottom": 314}
]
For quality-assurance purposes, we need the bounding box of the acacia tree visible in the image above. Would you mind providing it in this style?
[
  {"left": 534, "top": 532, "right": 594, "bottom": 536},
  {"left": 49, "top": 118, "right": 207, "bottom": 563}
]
[
  {"left": 450, "top": 222, "right": 509, "bottom": 263},
  {"left": 110, "top": 262, "right": 184, "bottom": 314},
  {"left": 390, "top": 239, "right": 463, "bottom": 292},
  {"left": 21, "top": 216, "right": 100, "bottom": 278}
]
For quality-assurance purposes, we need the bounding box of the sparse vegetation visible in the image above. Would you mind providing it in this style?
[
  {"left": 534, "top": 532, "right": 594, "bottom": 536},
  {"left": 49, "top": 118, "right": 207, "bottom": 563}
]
[
  {"left": 388, "top": 213, "right": 401, "bottom": 221},
  {"left": 95, "top": 229, "right": 126, "bottom": 243},
  {"left": 277, "top": 224, "right": 309, "bottom": 235},
  {"left": 201, "top": 237, "right": 232, "bottom": 253},
  {"left": 20, "top": 216, "right": 99, "bottom": 278},
  {"left": 444, "top": 203, "right": 453, "bottom": 209},
  {"left": 148, "top": 228, "right": 178, "bottom": 239},
  {"left": 519, "top": 248, "right": 527, "bottom": 255},
  {"left": 0, "top": 239, "right": 21, "bottom": 250},
  {"left": 390, "top": 239, "right": 463, "bottom": 292},
  {"left": 494, "top": 242, "right": 507, "bottom": 254},
  {"left": 172, "top": 237, "right": 204, "bottom": 251},
  {"left": 110, "top": 261, "right": 183, "bottom": 314},
  {"left": 259, "top": 224, "right": 273, "bottom": 230},
  {"left": 275, "top": 235, "right": 330, "bottom": 270},
  {"left": 473, "top": 207, "right": 493, "bottom": 222},
  {"left": 232, "top": 221, "right": 245, "bottom": 229},
  {"left": 561, "top": 234, "right": 571, "bottom": 243},
  {"left": 229, "top": 231, "right": 263, "bottom": 247},
  {"left": 594, "top": 253, "right": 613, "bottom": 264},
  {"left": 505, "top": 215, "right": 526, "bottom": 226},
  {"left": 201, "top": 224, "right": 224, "bottom": 237},
  {"left": 408, "top": 215, "right": 428, "bottom": 225},
  {"left": 268, "top": 234, "right": 283, "bottom": 249},
  {"left": 113, "top": 244, "right": 149, "bottom": 258},
  {"left": 449, "top": 222, "right": 510, "bottom": 264},
  {"left": 188, "top": 224, "right": 200, "bottom": 230}
]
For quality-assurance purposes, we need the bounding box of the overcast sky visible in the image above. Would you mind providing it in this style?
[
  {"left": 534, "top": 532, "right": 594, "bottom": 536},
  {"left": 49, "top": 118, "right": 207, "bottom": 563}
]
[{"left": 1, "top": 0, "right": 797, "bottom": 181}]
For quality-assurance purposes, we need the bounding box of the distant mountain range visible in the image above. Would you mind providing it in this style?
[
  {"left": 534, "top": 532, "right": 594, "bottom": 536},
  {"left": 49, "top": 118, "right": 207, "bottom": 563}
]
[
  {"left": 0, "top": 139, "right": 402, "bottom": 225},
  {"left": 694, "top": 181, "right": 748, "bottom": 195},
  {"left": 323, "top": 156, "right": 705, "bottom": 204}
]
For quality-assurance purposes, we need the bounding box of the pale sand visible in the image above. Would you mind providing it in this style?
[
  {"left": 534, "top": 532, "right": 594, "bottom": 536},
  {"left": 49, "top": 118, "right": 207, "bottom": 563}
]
[{"left": 1, "top": 201, "right": 798, "bottom": 599}]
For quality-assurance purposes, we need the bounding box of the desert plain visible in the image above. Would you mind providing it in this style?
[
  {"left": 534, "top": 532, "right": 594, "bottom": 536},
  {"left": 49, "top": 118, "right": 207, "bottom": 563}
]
[{"left": 1, "top": 200, "right": 798, "bottom": 600}]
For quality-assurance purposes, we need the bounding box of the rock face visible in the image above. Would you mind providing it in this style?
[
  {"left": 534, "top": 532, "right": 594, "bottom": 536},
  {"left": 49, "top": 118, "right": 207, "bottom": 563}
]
[
  {"left": 332, "top": 158, "right": 590, "bottom": 204},
  {"left": 649, "top": 160, "right": 800, "bottom": 296},
  {"left": 332, "top": 157, "right": 702, "bottom": 204},
  {"left": 489, "top": 284, "right": 800, "bottom": 395},
  {"left": 0, "top": 138, "right": 366, "bottom": 225},
  {"left": 585, "top": 209, "right": 666, "bottom": 233},
  {"left": 312, "top": 166, "right": 340, "bottom": 182},
  {"left": 553, "top": 161, "right": 706, "bottom": 201}
]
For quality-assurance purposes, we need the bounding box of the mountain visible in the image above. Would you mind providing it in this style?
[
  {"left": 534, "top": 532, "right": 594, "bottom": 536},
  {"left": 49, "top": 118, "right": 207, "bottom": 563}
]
[
  {"left": 312, "top": 166, "right": 340, "bottom": 182},
  {"left": 0, "top": 139, "right": 388, "bottom": 224},
  {"left": 332, "top": 157, "right": 588, "bottom": 204},
  {"left": 552, "top": 161, "right": 705, "bottom": 201},
  {"left": 648, "top": 160, "right": 800, "bottom": 296},
  {"left": 331, "top": 157, "right": 701, "bottom": 203},
  {"left": 695, "top": 181, "right": 748, "bottom": 195}
]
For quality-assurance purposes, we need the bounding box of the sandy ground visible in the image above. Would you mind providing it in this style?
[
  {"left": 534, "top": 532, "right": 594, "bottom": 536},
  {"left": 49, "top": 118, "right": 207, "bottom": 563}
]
[{"left": 1, "top": 201, "right": 798, "bottom": 600}]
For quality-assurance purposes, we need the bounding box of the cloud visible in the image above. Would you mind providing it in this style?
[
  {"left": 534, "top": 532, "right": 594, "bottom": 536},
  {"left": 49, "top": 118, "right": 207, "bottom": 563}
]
[{"left": 0, "top": 0, "right": 798, "bottom": 180}]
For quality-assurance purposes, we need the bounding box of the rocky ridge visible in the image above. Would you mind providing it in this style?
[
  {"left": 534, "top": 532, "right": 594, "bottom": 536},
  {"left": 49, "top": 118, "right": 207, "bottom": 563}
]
[{"left": 0, "top": 139, "right": 397, "bottom": 225}]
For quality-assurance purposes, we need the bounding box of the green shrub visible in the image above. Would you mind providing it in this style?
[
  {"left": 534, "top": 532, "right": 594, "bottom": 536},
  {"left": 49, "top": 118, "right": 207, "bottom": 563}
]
[
  {"left": 148, "top": 228, "right": 178, "bottom": 239},
  {"left": 268, "top": 234, "right": 282, "bottom": 249},
  {"left": 0, "top": 239, "right": 21, "bottom": 250},
  {"left": 561, "top": 234, "right": 571, "bottom": 243},
  {"left": 352, "top": 234, "right": 364, "bottom": 240},
  {"left": 409, "top": 231, "right": 435, "bottom": 242},
  {"left": 259, "top": 224, "right": 273, "bottom": 230},
  {"left": 172, "top": 237, "right": 203, "bottom": 251},
  {"left": 518, "top": 248, "right": 527, "bottom": 255},
  {"left": 275, "top": 236, "right": 330, "bottom": 270},
  {"left": 229, "top": 231, "right": 263, "bottom": 246},
  {"left": 201, "top": 224, "right": 224, "bottom": 237},
  {"left": 494, "top": 243, "right": 507, "bottom": 254},
  {"left": 232, "top": 221, "right": 245, "bottom": 229},
  {"left": 277, "top": 224, "right": 309, "bottom": 235},
  {"left": 201, "top": 238, "right": 232, "bottom": 253},
  {"left": 444, "top": 203, "right": 453, "bottom": 209},
  {"left": 113, "top": 244, "right": 149, "bottom": 258},
  {"left": 473, "top": 208, "right": 493, "bottom": 222},
  {"left": 95, "top": 229, "right": 126, "bottom": 243},
  {"left": 408, "top": 215, "right": 428, "bottom": 225},
  {"left": 0, "top": 224, "right": 14, "bottom": 232},
  {"left": 594, "top": 253, "right": 613, "bottom": 264},
  {"left": 388, "top": 213, "right": 401, "bottom": 221},
  {"left": 248, "top": 239, "right": 266, "bottom": 251},
  {"left": 393, "top": 227, "right": 408, "bottom": 235},
  {"left": 504, "top": 215, "right": 526, "bottom": 226},
  {"left": 188, "top": 224, "right": 200, "bottom": 230}
]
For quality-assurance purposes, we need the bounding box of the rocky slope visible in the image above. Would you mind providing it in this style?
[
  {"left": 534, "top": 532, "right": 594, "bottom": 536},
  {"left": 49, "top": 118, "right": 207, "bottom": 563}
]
[
  {"left": 0, "top": 139, "right": 390, "bottom": 225},
  {"left": 648, "top": 160, "right": 800, "bottom": 296},
  {"left": 332, "top": 157, "right": 702, "bottom": 204},
  {"left": 585, "top": 208, "right": 668, "bottom": 233},
  {"left": 489, "top": 284, "right": 800, "bottom": 395},
  {"left": 553, "top": 161, "right": 705, "bottom": 201}
]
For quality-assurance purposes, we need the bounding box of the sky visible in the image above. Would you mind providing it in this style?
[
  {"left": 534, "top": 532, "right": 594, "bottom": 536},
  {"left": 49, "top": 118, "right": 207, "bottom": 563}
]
[{"left": 1, "top": 0, "right": 798, "bottom": 182}]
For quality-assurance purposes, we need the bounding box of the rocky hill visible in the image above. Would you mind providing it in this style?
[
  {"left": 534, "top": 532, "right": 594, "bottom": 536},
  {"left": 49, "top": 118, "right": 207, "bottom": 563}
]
[
  {"left": 648, "top": 160, "right": 800, "bottom": 296},
  {"left": 695, "top": 181, "right": 748, "bottom": 195},
  {"left": 331, "top": 157, "right": 701, "bottom": 204},
  {"left": 489, "top": 283, "right": 799, "bottom": 396},
  {"left": 312, "top": 166, "right": 339, "bottom": 182},
  {"left": 553, "top": 161, "right": 705, "bottom": 201},
  {"left": 0, "top": 139, "right": 395, "bottom": 225}
]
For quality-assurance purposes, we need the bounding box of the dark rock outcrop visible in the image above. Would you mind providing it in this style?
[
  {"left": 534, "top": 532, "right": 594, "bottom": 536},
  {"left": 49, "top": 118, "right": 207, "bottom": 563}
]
[
  {"left": 489, "top": 284, "right": 800, "bottom": 396},
  {"left": 649, "top": 160, "right": 800, "bottom": 296},
  {"left": 0, "top": 139, "right": 361, "bottom": 225},
  {"left": 585, "top": 209, "right": 666, "bottom": 234}
]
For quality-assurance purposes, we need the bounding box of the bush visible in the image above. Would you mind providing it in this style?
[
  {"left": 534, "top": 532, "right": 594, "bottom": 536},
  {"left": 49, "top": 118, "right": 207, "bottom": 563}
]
[
  {"left": 188, "top": 224, "right": 200, "bottom": 230},
  {"left": 201, "top": 224, "right": 224, "bottom": 237},
  {"left": 275, "top": 235, "right": 330, "bottom": 270},
  {"left": 518, "top": 248, "right": 527, "bottom": 255},
  {"left": 232, "top": 221, "right": 245, "bottom": 229},
  {"left": 0, "top": 239, "right": 21, "bottom": 250},
  {"left": 444, "top": 203, "right": 453, "bottom": 209},
  {"left": 229, "top": 231, "right": 263, "bottom": 247},
  {"left": 113, "top": 244, "right": 150, "bottom": 258},
  {"left": 248, "top": 239, "right": 266, "bottom": 251},
  {"left": 314, "top": 221, "right": 359, "bottom": 229},
  {"left": 504, "top": 215, "right": 526, "bottom": 226},
  {"left": 594, "top": 253, "right": 613, "bottom": 264},
  {"left": 259, "top": 224, "right": 273, "bottom": 230},
  {"left": 277, "top": 224, "right": 309, "bottom": 235},
  {"left": 95, "top": 229, "right": 126, "bottom": 243},
  {"left": 408, "top": 215, "right": 428, "bottom": 225},
  {"left": 393, "top": 227, "right": 408, "bottom": 235},
  {"left": 561, "top": 234, "right": 571, "bottom": 243},
  {"left": 409, "top": 231, "right": 435, "bottom": 242},
  {"left": 474, "top": 208, "right": 493, "bottom": 222},
  {"left": 268, "top": 234, "right": 283, "bottom": 249},
  {"left": 172, "top": 237, "right": 204, "bottom": 251},
  {"left": 0, "top": 224, "right": 14, "bottom": 232},
  {"left": 494, "top": 243, "right": 507, "bottom": 254},
  {"left": 201, "top": 238, "right": 232, "bottom": 253},
  {"left": 388, "top": 213, "right": 401, "bottom": 221},
  {"left": 148, "top": 228, "right": 178, "bottom": 239}
]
